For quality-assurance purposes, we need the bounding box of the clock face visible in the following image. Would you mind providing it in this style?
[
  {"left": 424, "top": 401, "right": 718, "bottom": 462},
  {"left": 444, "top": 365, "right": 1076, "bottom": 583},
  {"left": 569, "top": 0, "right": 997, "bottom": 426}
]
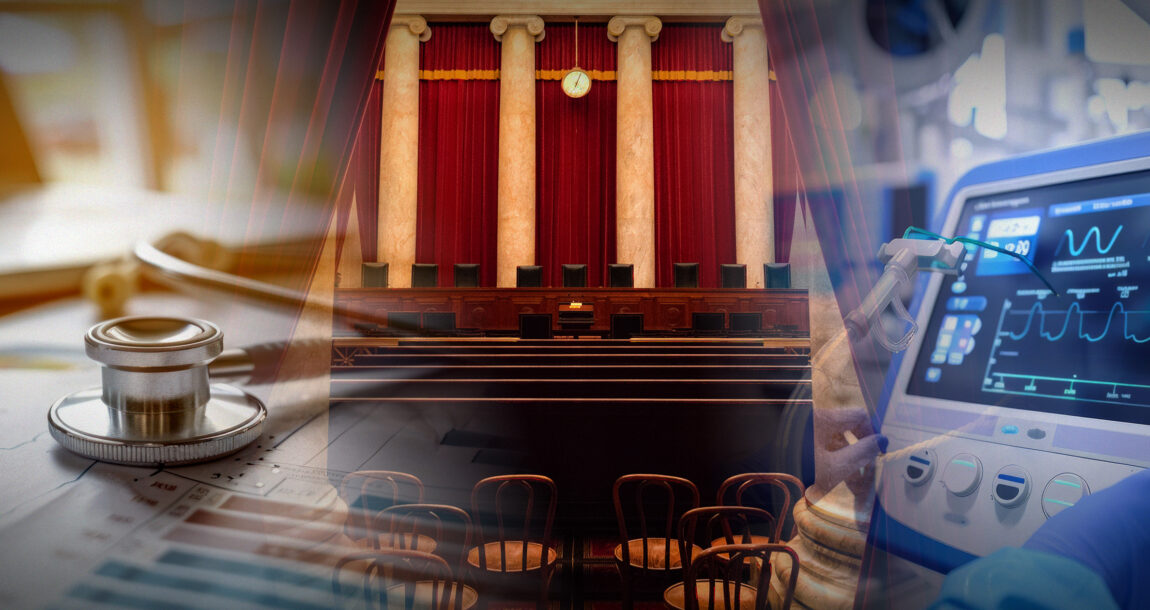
[{"left": 561, "top": 69, "right": 592, "bottom": 98}]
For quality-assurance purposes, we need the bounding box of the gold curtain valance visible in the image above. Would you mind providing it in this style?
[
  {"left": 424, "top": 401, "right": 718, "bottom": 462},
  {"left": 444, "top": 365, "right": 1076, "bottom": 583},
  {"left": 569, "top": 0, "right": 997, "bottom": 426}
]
[{"left": 376, "top": 69, "right": 775, "bottom": 82}]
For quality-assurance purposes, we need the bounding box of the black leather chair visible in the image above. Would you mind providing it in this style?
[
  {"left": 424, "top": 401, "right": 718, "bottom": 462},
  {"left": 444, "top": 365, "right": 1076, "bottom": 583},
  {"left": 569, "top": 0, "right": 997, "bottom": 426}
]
[
  {"left": 388, "top": 311, "right": 421, "bottom": 334},
  {"left": 411, "top": 263, "right": 439, "bottom": 288},
  {"left": 766, "top": 263, "right": 792, "bottom": 288},
  {"left": 562, "top": 264, "right": 587, "bottom": 288},
  {"left": 691, "top": 312, "right": 725, "bottom": 334},
  {"left": 611, "top": 313, "right": 644, "bottom": 339},
  {"left": 607, "top": 264, "right": 634, "bottom": 288},
  {"left": 720, "top": 264, "right": 747, "bottom": 288},
  {"left": 362, "top": 262, "right": 389, "bottom": 288},
  {"left": 454, "top": 263, "right": 480, "bottom": 287},
  {"left": 517, "top": 265, "right": 543, "bottom": 287},
  {"left": 730, "top": 312, "right": 762, "bottom": 333},
  {"left": 519, "top": 313, "right": 552, "bottom": 339},
  {"left": 422, "top": 312, "right": 456, "bottom": 334},
  {"left": 673, "top": 263, "right": 699, "bottom": 288}
]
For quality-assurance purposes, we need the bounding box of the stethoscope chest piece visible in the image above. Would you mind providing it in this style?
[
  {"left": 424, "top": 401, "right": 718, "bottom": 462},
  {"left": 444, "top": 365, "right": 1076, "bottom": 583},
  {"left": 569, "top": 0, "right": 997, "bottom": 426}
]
[{"left": 48, "top": 316, "right": 267, "bottom": 466}]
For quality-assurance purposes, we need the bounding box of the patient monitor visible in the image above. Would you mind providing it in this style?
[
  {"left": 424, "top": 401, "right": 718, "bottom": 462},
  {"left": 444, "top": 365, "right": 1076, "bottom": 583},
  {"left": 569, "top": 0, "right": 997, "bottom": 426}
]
[{"left": 874, "top": 133, "right": 1150, "bottom": 572}]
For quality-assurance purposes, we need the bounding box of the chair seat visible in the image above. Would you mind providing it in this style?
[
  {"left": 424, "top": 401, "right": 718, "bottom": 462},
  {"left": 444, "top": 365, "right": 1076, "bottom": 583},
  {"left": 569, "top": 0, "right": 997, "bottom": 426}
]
[
  {"left": 614, "top": 538, "right": 702, "bottom": 570},
  {"left": 386, "top": 580, "right": 478, "bottom": 610},
  {"left": 375, "top": 533, "right": 437, "bottom": 553},
  {"left": 466, "top": 541, "right": 557, "bottom": 572},
  {"left": 663, "top": 580, "right": 759, "bottom": 610}
]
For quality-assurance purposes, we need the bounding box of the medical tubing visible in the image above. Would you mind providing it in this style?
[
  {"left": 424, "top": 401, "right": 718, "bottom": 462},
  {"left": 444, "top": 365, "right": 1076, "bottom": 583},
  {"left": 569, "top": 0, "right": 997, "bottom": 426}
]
[{"left": 902, "top": 226, "right": 1060, "bottom": 296}]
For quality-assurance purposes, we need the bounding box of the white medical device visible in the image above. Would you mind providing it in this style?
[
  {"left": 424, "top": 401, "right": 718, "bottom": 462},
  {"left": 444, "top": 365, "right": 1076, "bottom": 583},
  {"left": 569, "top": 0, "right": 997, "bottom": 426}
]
[{"left": 873, "top": 135, "right": 1150, "bottom": 572}]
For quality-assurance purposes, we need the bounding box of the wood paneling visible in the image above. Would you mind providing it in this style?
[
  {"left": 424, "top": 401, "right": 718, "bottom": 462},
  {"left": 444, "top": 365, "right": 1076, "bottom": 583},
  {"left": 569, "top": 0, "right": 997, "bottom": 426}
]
[{"left": 334, "top": 288, "right": 808, "bottom": 334}]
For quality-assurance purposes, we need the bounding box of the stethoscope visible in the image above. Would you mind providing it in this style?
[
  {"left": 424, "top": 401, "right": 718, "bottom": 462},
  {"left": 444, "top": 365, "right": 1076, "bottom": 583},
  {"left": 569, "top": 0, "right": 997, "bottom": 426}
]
[{"left": 48, "top": 237, "right": 408, "bottom": 468}]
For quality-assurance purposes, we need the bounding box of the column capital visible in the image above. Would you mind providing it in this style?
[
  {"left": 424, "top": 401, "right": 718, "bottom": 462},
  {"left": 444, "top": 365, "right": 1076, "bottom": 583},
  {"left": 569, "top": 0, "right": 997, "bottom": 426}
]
[
  {"left": 490, "top": 15, "right": 545, "bottom": 42},
  {"left": 607, "top": 16, "right": 662, "bottom": 43},
  {"left": 721, "top": 16, "right": 764, "bottom": 42},
  {"left": 391, "top": 15, "right": 431, "bottom": 42}
]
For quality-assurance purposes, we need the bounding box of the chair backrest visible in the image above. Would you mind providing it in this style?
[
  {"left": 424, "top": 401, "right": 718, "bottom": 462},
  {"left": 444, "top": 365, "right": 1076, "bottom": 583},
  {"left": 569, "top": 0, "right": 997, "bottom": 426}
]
[
  {"left": 719, "top": 264, "right": 746, "bottom": 289},
  {"left": 676, "top": 506, "right": 777, "bottom": 559},
  {"left": 422, "top": 312, "right": 456, "bottom": 333},
  {"left": 716, "top": 473, "right": 805, "bottom": 542},
  {"left": 519, "top": 313, "right": 552, "bottom": 339},
  {"left": 470, "top": 475, "right": 558, "bottom": 573},
  {"left": 516, "top": 265, "right": 543, "bottom": 287},
  {"left": 388, "top": 311, "right": 422, "bottom": 335},
  {"left": 607, "top": 264, "right": 634, "bottom": 288},
  {"left": 691, "top": 312, "right": 725, "bottom": 333},
  {"left": 673, "top": 263, "right": 699, "bottom": 288},
  {"left": 729, "top": 312, "right": 761, "bottom": 333},
  {"left": 362, "top": 262, "right": 389, "bottom": 288},
  {"left": 340, "top": 471, "right": 425, "bottom": 544},
  {"left": 612, "top": 474, "right": 700, "bottom": 572},
  {"left": 373, "top": 503, "right": 473, "bottom": 570},
  {"left": 454, "top": 263, "right": 480, "bottom": 287},
  {"left": 682, "top": 543, "right": 800, "bottom": 610},
  {"left": 332, "top": 548, "right": 462, "bottom": 610},
  {"left": 412, "top": 263, "right": 439, "bottom": 287},
  {"left": 610, "top": 313, "right": 644, "bottom": 340},
  {"left": 562, "top": 264, "right": 587, "bottom": 288},
  {"left": 765, "top": 263, "right": 791, "bottom": 289}
]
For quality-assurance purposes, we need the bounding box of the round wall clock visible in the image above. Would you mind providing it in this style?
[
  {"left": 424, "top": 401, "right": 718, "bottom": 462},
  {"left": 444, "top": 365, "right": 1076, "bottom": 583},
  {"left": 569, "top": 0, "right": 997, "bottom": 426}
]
[{"left": 561, "top": 67, "right": 592, "bottom": 98}]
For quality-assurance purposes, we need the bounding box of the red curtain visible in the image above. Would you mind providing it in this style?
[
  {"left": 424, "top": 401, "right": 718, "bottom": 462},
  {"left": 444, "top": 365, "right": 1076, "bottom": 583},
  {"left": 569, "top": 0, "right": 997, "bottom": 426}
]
[
  {"left": 772, "top": 78, "right": 801, "bottom": 263},
  {"left": 336, "top": 79, "right": 381, "bottom": 267},
  {"left": 536, "top": 24, "right": 617, "bottom": 287},
  {"left": 415, "top": 24, "right": 501, "bottom": 286},
  {"left": 652, "top": 24, "right": 736, "bottom": 288}
]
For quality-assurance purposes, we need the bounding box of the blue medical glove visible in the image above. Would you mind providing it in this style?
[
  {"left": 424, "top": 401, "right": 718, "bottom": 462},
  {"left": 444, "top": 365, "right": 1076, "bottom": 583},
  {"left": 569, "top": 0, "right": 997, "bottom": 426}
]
[{"left": 1023, "top": 468, "right": 1150, "bottom": 610}]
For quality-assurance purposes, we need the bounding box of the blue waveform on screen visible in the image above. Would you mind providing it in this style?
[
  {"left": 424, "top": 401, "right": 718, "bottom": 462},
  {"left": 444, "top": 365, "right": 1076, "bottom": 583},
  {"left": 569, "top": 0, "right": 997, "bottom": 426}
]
[
  {"left": 1007, "top": 301, "right": 1150, "bottom": 343},
  {"left": 1054, "top": 225, "right": 1123, "bottom": 257}
]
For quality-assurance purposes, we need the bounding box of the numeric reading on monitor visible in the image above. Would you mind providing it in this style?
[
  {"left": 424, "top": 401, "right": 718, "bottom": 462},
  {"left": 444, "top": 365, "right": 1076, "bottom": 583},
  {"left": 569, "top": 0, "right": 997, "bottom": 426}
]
[{"left": 907, "top": 170, "right": 1150, "bottom": 425}]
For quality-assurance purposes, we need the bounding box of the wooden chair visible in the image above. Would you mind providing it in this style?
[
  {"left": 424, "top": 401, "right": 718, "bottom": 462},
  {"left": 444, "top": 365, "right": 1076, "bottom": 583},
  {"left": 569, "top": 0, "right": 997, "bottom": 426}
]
[
  {"left": 466, "top": 475, "right": 558, "bottom": 607},
  {"left": 676, "top": 506, "right": 777, "bottom": 564},
  {"left": 332, "top": 548, "right": 478, "bottom": 610},
  {"left": 341, "top": 471, "right": 425, "bottom": 545},
  {"left": 612, "top": 474, "right": 701, "bottom": 608},
  {"left": 372, "top": 504, "right": 473, "bottom": 567},
  {"left": 662, "top": 543, "right": 800, "bottom": 610},
  {"left": 716, "top": 474, "right": 805, "bottom": 543}
]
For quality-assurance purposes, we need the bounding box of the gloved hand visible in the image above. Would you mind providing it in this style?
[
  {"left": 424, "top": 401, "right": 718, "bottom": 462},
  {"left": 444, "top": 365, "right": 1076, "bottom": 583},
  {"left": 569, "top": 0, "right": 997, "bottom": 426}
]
[
  {"left": 1023, "top": 468, "right": 1150, "bottom": 610},
  {"left": 812, "top": 406, "right": 888, "bottom": 496}
]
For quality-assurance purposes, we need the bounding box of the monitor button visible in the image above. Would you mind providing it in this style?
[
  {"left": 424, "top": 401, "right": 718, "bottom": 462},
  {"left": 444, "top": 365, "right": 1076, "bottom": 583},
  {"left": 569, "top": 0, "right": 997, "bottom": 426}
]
[
  {"left": 904, "top": 449, "right": 936, "bottom": 486},
  {"left": 1042, "top": 473, "right": 1089, "bottom": 518},
  {"left": 942, "top": 453, "right": 982, "bottom": 496},
  {"left": 992, "top": 465, "right": 1030, "bottom": 508},
  {"left": 1027, "top": 428, "right": 1047, "bottom": 440}
]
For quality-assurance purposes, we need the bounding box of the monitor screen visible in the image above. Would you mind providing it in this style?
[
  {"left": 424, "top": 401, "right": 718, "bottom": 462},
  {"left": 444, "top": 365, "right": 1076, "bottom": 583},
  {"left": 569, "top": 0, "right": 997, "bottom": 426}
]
[{"left": 905, "top": 167, "right": 1150, "bottom": 425}]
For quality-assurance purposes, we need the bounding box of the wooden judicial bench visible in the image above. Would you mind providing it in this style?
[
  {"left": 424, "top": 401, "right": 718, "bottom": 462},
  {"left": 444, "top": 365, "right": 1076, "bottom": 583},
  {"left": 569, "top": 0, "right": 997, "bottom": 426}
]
[{"left": 333, "top": 287, "right": 809, "bottom": 335}]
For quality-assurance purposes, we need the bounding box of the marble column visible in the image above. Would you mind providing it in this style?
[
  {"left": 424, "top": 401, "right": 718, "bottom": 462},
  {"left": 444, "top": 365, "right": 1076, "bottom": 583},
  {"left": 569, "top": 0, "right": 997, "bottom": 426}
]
[
  {"left": 609, "top": 16, "right": 661, "bottom": 288},
  {"left": 723, "top": 16, "right": 773, "bottom": 288},
  {"left": 768, "top": 210, "right": 874, "bottom": 610},
  {"left": 491, "top": 16, "right": 545, "bottom": 287},
  {"left": 378, "top": 16, "right": 430, "bottom": 288}
]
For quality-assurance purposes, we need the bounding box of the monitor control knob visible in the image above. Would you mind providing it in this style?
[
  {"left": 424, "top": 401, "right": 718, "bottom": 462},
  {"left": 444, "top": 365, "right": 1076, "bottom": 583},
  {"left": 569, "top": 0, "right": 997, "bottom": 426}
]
[
  {"left": 941, "top": 453, "right": 982, "bottom": 496},
  {"left": 903, "top": 448, "right": 936, "bottom": 485},
  {"left": 1042, "top": 473, "right": 1089, "bottom": 518},
  {"left": 992, "top": 465, "right": 1031, "bottom": 508}
]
